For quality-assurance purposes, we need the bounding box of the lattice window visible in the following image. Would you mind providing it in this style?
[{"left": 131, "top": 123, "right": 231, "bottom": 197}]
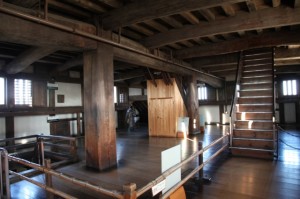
[{"left": 14, "top": 79, "right": 32, "bottom": 106}]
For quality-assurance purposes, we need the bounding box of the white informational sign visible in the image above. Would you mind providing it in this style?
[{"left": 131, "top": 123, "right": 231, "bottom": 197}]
[
  {"left": 161, "top": 145, "right": 181, "bottom": 194},
  {"left": 152, "top": 180, "right": 166, "bottom": 196},
  {"left": 177, "top": 117, "right": 189, "bottom": 135}
]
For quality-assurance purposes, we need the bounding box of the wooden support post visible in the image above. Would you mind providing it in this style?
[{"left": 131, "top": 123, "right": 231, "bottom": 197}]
[
  {"left": 186, "top": 75, "right": 200, "bottom": 134},
  {"left": 123, "top": 183, "right": 137, "bottom": 199},
  {"left": 5, "top": 117, "right": 14, "bottom": 147},
  {"left": 76, "top": 112, "right": 81, "bottom": 136},
  {"left": 84, "top": 43, "right": 117, "bottom": 170},
  {"left": 44, "top": 159, "right": 53, "bottom": 199}
]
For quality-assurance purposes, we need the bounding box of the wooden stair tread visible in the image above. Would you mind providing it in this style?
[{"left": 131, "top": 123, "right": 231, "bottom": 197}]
[
  {"left": 237, "top": 103, "right": 272, "bottom": 106},
  {"left": 236, "top": 111, "right": 273, "bottom": 114},
  {"left": 242, "top": 75, "right": 272, "bottom": 78},
  {"left": 230, "top": 147, "right": 273, "bottom": 152},
  {"left": 243, "top": 69, "right": 272, "bottom": 73},
  {"left": 241, "top": 82, "right": 272, "bottom": 85},
  {"left": 232, "top": 137, "right": 273, "bottom": 141},
  {"left": 238, "top": 96, "right": 272, "bottom": 98},
  {"left": 234, "top": 128, "right": 273, "bottom": 131}
]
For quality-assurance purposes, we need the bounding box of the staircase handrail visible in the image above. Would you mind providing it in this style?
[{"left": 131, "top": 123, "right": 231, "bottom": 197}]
[
  {"left": 229, "top": 51, "right": 243, "bottom": 147},
  {"left": 230, "top": 51, "right": 243, "bottom": 117},
  {"left": 271, "top": 47, "right": 278, "bottom": 157}
]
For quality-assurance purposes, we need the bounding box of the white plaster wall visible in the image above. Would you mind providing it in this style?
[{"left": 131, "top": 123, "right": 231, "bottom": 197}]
[
  {"left": 0, "top": 117, "right": 5, "bottom": 139},
  {"left": 199, "top": 105, "right": 220, "bottom": 124},
  {"left": 55, "top": 82, "right": 82, "bottom": 107},
  {"left": 129, "top": 88, "right": 142, "bottom": 96},
  {"left": 14, "top": 115, "right": 50, "bottom": 137}
]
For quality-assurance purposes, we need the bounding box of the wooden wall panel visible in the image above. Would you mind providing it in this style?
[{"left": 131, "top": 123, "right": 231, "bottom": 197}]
[
  {"left": 32, "top": 80, "right": 47, "bottom": 107},
  {"left": 147, "top": 78, "right": 187, "bottom": 137}
]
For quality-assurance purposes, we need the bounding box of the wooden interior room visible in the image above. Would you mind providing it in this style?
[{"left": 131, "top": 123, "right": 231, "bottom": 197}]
[{"left": 0, "top": 0, "right": 300, "bottom": 199}]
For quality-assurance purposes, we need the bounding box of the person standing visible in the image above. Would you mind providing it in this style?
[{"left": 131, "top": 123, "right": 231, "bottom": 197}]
[{"left": 125, "top": 105, "right": 135, "bottom": 133}]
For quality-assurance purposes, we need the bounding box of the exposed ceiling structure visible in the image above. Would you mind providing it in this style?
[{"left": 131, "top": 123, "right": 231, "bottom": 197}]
[{"left": 0, "top": 0, "right": 300, "bottom": 87}]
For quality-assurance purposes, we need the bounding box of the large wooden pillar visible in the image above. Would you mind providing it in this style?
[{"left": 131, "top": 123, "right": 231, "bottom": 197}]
[
  {"left": 83, "top": 43, "right": 117, "bottom": 170},
  {"left": 186, "top": 75, "right": 200, "bottom": 134}
]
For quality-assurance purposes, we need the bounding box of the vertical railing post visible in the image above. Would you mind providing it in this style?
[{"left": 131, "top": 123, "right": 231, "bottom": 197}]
[
  {"left": 0, "top": 149, "right": 11, "bottom": 199},
  {"left": 44, "top": 159, "right": 53, "bottom": 199},
  {"left": 37, "top": 138, "right": 45, "bottom": 166},
  {"left": 198, "top": 141, "right": 203, "bottom": 181},
  {"left": 123, "top": 183, "right": 137, "bottom": 199}
]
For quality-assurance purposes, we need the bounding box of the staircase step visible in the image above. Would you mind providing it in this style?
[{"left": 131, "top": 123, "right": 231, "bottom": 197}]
[
  {"left": 235, "top": 120, "right": 273, "bottom": 129},
  {"left": 243, "top": 59, "right": 272, "bottom": 66},
  {"left": 238, "top": 104, "right": 273, "bottom": 112},
  {"left": 240, "top": 82, "right": 272, "bottom": 90},
  {"left": 236, "top": 112, "right": 273, "bottom": 120},
  {"left": 232, "top": 138, "right": 273, "bottom": 150},
  {"left": 243, "top": 63, "right": 273, "bottom": 71},
  {"left": 233, "top": 128, "right": 274, "bottom": 139},
  {"left": 242, "top": 70, "right": 272, "bottom": 78},
  {"left": 238, "top": 96, "right": 273, "bottom": 104},
  {"left": 243, "top": 52, "right": 273, "bottom": 60},
  {"left": 244, "top": 48, "right": 273, "bottom": 55},
  {"left": 239, "top": 89, "right": 273, "bottom": 97},
  {"left": 241, "top": 76, "right": 272, "bottom": 84},
  {"left": 230, "top": 147, "right": 274, "bottom": 159}
]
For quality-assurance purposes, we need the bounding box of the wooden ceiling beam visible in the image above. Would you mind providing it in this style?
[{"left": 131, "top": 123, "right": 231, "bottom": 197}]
[
  {"left": 199, "top": 9, "right": 215, "bottom": 21},
  {"left": 96, "top": 0, "right": 122, "bottom": 8},
  {"left": 101, "top": 0, "right": 246, "bottom": 30},
  {"left": 174, "top": 30, "right": 300, "bottom": 59},
  {"left": 181, "top": 12, "right": 200, "bottom": 24},
  {"left": 0, "top": 12, "right": 97, "bottom": 50},
  {"left": 113, "top": 47, "right": 223, "bottom": 88},
  {"left": 272, "top": 0, "right": 281, "bottom": 7},
  {"left": 114, "top": 69, "right": 145, "bottom": 82},
  {"left": 221, "top": 4, "right": 236, "bottom": 16},
  {"left": 160, "top": 16, "right": 183, "bottom": 28},
  {"left": 54, "top": 55, "right": 83, "bottom": 72},
  {"left": 142, "top": 6, "right": 300, "bottom": 48},
  {"left": 62, "top": 0, "right": 106, "bottom": 13},
  {"left": 5, "top": 46, "right": 57, "bottom": 74}
]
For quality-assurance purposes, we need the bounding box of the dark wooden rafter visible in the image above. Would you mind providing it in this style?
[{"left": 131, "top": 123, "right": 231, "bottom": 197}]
[
  {"left": 272, "top": 0, "right": 281, "bottom": 7},
  {"left": 142, "top": 6, "right": 300, "bottom": 48},
  {"left": 146, "top": 67, "right": 157, "bottom": 87},
  {"left": 62, "top": 0, "right": 107, "bottom": 13},
  {"left": 174, "top": 30, "right": 300, "bottom": 59},
  {"left": 101, "top": 0, "right": 247, "bottom": 30},
  {"left": 114, "top": 69, "right": 145, "bottom": 81},
  {"left": 5, "top": 46, "right": 57, "bottom": 74},
  {"left": 221, "top": 4, "right": 235, "bottom": 16},
  {"left": 53, "top": 55, "right": 83, "bottom": 72}
]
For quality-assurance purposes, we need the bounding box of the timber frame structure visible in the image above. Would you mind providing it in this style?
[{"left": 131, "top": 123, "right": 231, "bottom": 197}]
[{"left": 0, "top": 0, "right": 300, "bottom": 169}]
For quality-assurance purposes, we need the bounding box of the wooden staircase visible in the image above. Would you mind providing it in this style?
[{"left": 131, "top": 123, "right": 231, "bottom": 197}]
[{"left": 231, "top": 48, "right": 276, "bottom": 159}]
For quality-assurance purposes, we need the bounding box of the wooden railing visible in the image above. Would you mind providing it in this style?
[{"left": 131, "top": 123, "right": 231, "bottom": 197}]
[
  {"left": 0, "top": 133, "right": 229, "bottom": 199},
  {"left": 229, "top": 51, "right": 243, "bottom": 147}
]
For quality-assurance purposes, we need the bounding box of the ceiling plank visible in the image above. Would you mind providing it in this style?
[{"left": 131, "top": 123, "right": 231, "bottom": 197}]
[
  {"left": 49, "top": 0, "right": 91, "bottom": 18},
  {"left": 5, "top": 46, "right": 57, "bottom": 74},
  {"left": 129, "top": 24, "right": 154, "bottom": 36},
  {"left": 101, "top": 0, "right": 247, "bottom": 30},
  {"left": 174, "top": 30, "right": 300, "bottom": 59},
  {"left": 113, "top": 47, "right": 223, "bottom": 88},
  {"left": 144, "top": 20, "right": 168, "bottom": 32},
  {"left": 295, "top": 0, "right": 300, "bottom": 7},
  {"left": 246, "top": 0, "right": 257, "bottom": 12},
  {"left": 142, "top": 6, "right": 300, "bottom": 48}
]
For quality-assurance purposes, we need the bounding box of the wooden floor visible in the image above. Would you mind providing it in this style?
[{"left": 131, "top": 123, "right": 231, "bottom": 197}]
[{"left": 10, "top": 125, "right": 300, "bottom": 199}]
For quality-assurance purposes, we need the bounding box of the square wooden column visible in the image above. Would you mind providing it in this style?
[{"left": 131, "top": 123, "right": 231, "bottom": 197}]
[{"left": 83, "top": 43, "right": 117, "bottom": 170}]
